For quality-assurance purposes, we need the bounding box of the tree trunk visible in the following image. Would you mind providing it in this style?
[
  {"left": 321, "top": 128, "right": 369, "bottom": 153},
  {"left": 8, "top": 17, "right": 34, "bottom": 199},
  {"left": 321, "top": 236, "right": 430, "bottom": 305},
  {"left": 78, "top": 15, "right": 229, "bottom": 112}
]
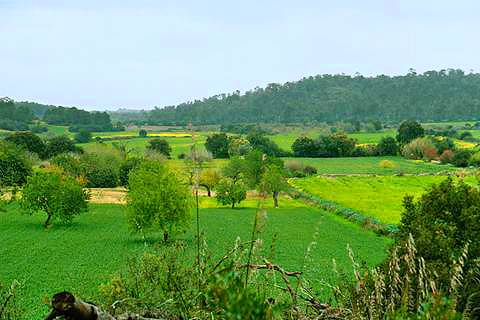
[
  {"left": 44, "top": 214, "right": 52, "bottom": 228},
  {"left": 163, "top": 231, "right": 169, "bottom": 243},
  {"left": 231, "top": 202, "right": 235, "bottom": 209},
  {"left": 273, "top": 191, "right": 279, "bottom": 208},
  {"left": 207, "top": 188, "right": 211, "bottom": 197},
  {"left": 44, "top": 291, "right": 163, "bottom": 320}
]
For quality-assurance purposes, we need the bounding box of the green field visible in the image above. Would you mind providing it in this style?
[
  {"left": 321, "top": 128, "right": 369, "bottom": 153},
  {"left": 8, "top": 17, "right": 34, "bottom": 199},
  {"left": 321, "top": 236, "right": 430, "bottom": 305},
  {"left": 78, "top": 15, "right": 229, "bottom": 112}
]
[
  {"left": 290, "top": 175, "right": 476, "bottom": 224},
  {"left": 0, "top": 201, "right": 390, "bottom": 319},
  {"left": 285, "top": 156, "right": 454, "bottom": 175}
]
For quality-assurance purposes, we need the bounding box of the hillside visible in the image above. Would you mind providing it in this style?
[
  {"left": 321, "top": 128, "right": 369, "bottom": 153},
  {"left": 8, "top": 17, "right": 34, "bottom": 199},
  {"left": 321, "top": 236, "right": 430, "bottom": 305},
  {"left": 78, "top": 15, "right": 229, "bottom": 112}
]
[{"left": 141, "top": 69, "right": 480, "bottom": 125}]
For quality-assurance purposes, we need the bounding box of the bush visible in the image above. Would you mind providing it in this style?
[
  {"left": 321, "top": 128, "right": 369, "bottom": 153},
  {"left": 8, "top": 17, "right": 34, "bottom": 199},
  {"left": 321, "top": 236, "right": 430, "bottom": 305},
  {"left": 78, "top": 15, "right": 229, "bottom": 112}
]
[
  {"left": 21, "top": 169, "right": 89, "bottom": 227},
  {"left": 376, "top": 136, "right": 399, "bottom": 156},
  {"left": 292, "top": 137, "right": 317, "bottom": 157},
  {"left": 469, "top": 151, "right": 480, "bottom": 167},
  {"left": 147, "top": 139, "right": 172, "bottom": 158},
  {"left": 303, "top": 165, "right": 317, "bottom": 176},
  {"left": 205, "top": 133, "right": 230, "bottom": 158},
  {"left": 401, "top": 137, "right": 438, "bottom": 160},
  {"left": 0, "top": 141, "right": 32, "bottom": 187},
  {"left": 452, "top": 150, "right": 472, "bottom": 167},
  {"left": 379, "top": 159, "right": 396, "bottom": 169},
  {"left": 74, "top": 130, "right": 92, "bottom": 143},
  {"left": 439, "top": 149, "right": 454, "bottom": 164},
  {"left": 139, "top": 129, "right": 147, "bottom": 137},
  {"left": 119, "top": 157, "right": 143, "bottom": 187},
  {"left": 5, "top": 131, "right": 46, "bottom": 158},
  {"left": 352, "top": 144, "right": 378, "bottom": 157},
  {"left": 45, "top": 136, "right": 80, "bottom": 158},
  {"left": 458, "top": 131, "right": 474, "bottom": 141},
  {"left": 247, "top": 133, "right": 286, "bottom": 157}
]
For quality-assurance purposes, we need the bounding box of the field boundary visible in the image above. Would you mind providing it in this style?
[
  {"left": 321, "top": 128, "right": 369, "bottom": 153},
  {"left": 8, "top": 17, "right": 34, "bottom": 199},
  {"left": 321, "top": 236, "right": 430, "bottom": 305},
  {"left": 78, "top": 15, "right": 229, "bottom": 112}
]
[{"left": 288, "top": 186, "right": 399, "bottom": 236}]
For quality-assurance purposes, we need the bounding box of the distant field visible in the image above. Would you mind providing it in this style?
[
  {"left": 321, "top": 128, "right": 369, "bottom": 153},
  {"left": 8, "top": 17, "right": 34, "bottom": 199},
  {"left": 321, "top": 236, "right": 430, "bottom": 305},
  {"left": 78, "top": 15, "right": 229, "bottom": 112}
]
[
  {"left": 269, "top": 129, "right": 396, "bottom": 151},
  {"left": 284, "top": 156, "right": 455, "bottom": 175},
  {"left": 0, "top": 202, "right": 390, "bottom": 319},
  {"left": 290, "top": 175, "right": 476, "bottom": 224}
]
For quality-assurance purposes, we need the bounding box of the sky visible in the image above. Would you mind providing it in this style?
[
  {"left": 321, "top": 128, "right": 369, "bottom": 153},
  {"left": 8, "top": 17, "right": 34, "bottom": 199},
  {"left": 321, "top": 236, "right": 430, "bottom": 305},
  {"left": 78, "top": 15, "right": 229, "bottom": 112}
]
[{"left": 1, "top": 0, "right": 479, "bottom": 111}]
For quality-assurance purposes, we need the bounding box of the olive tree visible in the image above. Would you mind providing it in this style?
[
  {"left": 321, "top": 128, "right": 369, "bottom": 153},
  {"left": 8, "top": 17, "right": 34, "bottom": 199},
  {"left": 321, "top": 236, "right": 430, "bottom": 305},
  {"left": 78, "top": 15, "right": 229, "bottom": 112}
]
[
  {"left": 127, "top": 161, "right": 192, "bottom": 242},
  {"left": 199, "top": 169, "right": 220, "bottom": 197},
  {"left": 21, "top": 170, "right": 89, "bottom": 228},
  {"left": 216, "top": 177, "right": 247, "bottom": 209}
]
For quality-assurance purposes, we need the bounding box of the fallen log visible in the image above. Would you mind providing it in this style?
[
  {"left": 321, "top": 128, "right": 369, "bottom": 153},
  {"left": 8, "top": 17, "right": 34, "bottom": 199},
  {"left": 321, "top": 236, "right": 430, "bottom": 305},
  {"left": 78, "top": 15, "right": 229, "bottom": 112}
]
[{"left": 44, "top": 292, "right": 163, "bottom": 320}]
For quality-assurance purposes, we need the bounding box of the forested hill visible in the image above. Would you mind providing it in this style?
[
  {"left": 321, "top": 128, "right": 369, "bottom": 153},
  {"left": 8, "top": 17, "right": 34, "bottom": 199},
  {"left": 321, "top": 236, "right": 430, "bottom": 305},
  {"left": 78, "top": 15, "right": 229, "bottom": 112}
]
[{"left": 145, "top": 69, "right": 480, "bottom": 125}]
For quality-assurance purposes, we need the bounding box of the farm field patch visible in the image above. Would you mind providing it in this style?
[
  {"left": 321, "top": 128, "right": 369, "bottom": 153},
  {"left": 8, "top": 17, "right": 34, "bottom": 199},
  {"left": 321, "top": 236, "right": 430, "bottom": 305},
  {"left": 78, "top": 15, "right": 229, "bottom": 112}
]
[
  {"left": 0, "top": 202, "right": 390, "bottom": 319},
  {"left": 289, "top": 175, "right": 476, "bottom": 224}
]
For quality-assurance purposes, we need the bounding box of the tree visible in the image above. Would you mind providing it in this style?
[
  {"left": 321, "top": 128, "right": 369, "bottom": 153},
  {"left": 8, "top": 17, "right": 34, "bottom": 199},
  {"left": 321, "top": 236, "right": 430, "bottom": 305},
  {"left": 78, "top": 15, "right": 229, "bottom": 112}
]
[
  {"left": 147, "top": 139, "right": 172, "bottom": 158},
  {"left": 74, "top": 129, "right": 92, "bottom": 143},
  {"left": 398, "top": 178, "right": 480, "bottom": 311},
  {"left": 216, "top": 177, "right": 247, "bottom": 209},
  {"left": 292, "top": 137, "right": 317, "bottom": 157},
  {"left": 452, "top": 150, "right": 472, "bottom": 167},
  {"left": 139, "top": 129, "right": 147, "bottom": 137},
  {"left": 45, "top": 136, "right": 80, "bottom": 158},
  {"left": 126, "top": 161, "right": 192, "bottom": 242},
  {"left": 0, "top": 141, "right": 32, "bottom": 187},
  {"left": 246, "top": 133, "right": 286, "bottom": 157},
  {"left": 20, "top": 170, "right": 89, "bottom": 228},
  {"left": 228, "top": 137, "right": 252, "bottom": 157},
  {"left": 259, "top": 165, "right": 288, "bottom": 208},
  {"left": 205, "top": 133, "right": 230, "bottom": 158},
  {"left": 376, "top": 137, "right": 399, "bottom": 156},
  {"left": 396, "top": 120, "right": 424, "bottom": 145},
  {"left": 5, "top": 131, "right": 46, "bottom": 158},
  {"left": 222, "top": 156, "right": 246, "bottom": 183},
  {"left": 119, "top": 157, "right": 143, "bottom": 187},
  {"left": 199, "top": 169, "right": 220, "bottom": 197}
]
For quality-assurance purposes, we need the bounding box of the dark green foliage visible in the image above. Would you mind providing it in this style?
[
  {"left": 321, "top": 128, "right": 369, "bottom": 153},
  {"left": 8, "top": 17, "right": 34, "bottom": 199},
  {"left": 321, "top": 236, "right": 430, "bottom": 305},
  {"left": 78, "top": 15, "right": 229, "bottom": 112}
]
[
  {"left": 0, "top": 97, "right": 34, "bottom": 130},
  {"left": 243, "top": 150, "right": 284, "bottom": 188},
  {"left": 431, "top": 137, "right": 456, "bottom": 154},
  {"left": 29, "top": 123, "right": 48, "bottom": 133},
  {"left": 246, "top": 133, "right": 286, "bottom": 157},
  {"left": 216, "top": 177, "right": 247, "bottom": 208},
  {"left": 399, "top": 178, "right": 480, "bottom": 312},
  {"left": 396, "top": 120, "right": 424, "bottom": 144},
  {"left": 139, "top": 129, "right": 147, "bottom": 137},
  {"left": 376, "top": 136, "right": 399, "bottom": 156},
  {"left": 4, "top": 132, "right": 46, "bottom": 158},
  {"left": 292, "top": 134, "right": 356, "bottom": 158},
  {"left": 458, "top": 131, "right": 474, "bottom": 141},
  {"left": 74, "top": 130, "right": 92, "bottom": 143},
  {"left": 85, "top": 166, "right": 118, "bottom": 188},
  {"left": 452, "top": 150, "right": 472, "bottom": 167},
  {"left": 119, "top": 157, "right": 143, "bottom": 186},
  {"left": 205, "top": 133, "right": 230, "bottom": 158},
  {"left": 147, "top": 139, "right": 172, "bottom": 158},
  {"left": 50, "top": 154, "right": 85, "bottom": 177},
  {"left": 21, "top": 170, "right": 89, "bottom": 227},
  {"left": 0, "top": 142, "right": 32, "bottom": 187},
  {"left": 144, "top": 70, "right": 480, "bottom": 125},
  {"left": 43, "top": 106, "right": 113, "bottom": 130},
  {"left": 292, "top": 136, "right": 317, "bottom": 157},
  {"left": 44, "top": 136, "right": 81, "bottom": 158}
]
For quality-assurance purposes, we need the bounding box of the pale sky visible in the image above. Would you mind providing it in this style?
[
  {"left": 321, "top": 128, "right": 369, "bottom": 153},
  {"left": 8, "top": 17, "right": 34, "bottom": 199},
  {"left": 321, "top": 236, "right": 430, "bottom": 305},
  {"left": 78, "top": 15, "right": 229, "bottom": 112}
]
[{"left": 1, "top": 0, "right": 479, "bottom": 110}]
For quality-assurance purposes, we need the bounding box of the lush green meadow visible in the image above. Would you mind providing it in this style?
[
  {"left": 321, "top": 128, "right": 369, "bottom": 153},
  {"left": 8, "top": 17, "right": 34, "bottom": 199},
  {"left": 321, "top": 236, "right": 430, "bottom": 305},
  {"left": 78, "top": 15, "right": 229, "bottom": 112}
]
[
  {"left": 290, "top": 175, "right": 477, "bottom": 224},
  {"left": 0, "top": 201, "right": 390, "bottom": 319},
  {"left": 285, "top": 156, "right": 454, "bottom": 175}
]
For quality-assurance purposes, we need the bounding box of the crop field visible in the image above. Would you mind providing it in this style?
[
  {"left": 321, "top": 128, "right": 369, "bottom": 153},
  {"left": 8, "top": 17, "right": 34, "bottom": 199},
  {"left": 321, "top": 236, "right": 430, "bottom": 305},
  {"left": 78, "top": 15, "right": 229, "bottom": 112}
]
[
  {"left": 0, "top": 202, "right": 390, "bottom": 319},
  {"left": 285, "top": 156, "right": 455, "bottom": 175},
  {"left": 289, "top": 175, "right": 476, "bottom": 224}
]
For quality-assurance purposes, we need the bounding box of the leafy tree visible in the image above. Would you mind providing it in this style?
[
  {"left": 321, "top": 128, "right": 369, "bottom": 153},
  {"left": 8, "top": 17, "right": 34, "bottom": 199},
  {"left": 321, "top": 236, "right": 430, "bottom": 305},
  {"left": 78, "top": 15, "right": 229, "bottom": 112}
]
[
  {"left": 45, "top": 136, "right": 80, "bottom": 158},
  {"left": 199, "top": 169, "right": 220, "bottom": 197},
  {"left": 74, "top": 130, "right": 92, "bottom": 143},
  {"left": 222, "top": 156, "right": 246, "bottom": 182},
  {"left": 246, "top": 133, "right": 286, "bottom": 157},
  {"left": 20, "top": 169, "right": 89, "bottom": 227},
  {"left": 139, "top": 129, "right": 147, "bottom": 137},
  {"left": 0, "top": 141, "right": 32, "bottom": 187},
  {"left": 205, "top": 133, "right": 230, "bottom": 158},
  {"left": 216, "top": 177, "right": 247, "bottom": 209},
  {"left": 292, "top": 137, "right": 317, "bottom": 157},
  {"left": 5, "top": 131, "right": 46, "bottom": 158},
  {"left": 259, "top": 165, "right": 288, "bottom": 208},
  {"left": 228, "top": 137, "right": 252, "bottom": 157},
  {"left": 243, "top": 150, "right": 283, "bottom": 188},
  {"left": 452, "top": 150, "right": 472, "bottom": 167},
  {"left": 147, "top": 139, "right": 172, "bottom": 158},
  {"left": 119, "top": 157, "right": 143, "bottom": 187},
  {"left": 396, "top": 120, "right": 424, "bottom": 145},
  {"left": 126, "top": 161, "right": 192, "bottom": 241},
  {"left": 398, "top": 178, "right": 480, "bottom": 311},
  {"left": 316, "top": 133, "right": 356, "bottom": 157},
  {"left": 376, "top": 136, "right": 399, "bottom": 156}
]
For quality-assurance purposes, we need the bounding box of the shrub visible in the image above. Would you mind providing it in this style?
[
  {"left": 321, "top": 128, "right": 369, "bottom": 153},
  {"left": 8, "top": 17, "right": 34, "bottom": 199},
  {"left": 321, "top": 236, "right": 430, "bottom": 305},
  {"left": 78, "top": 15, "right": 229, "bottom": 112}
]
[
  {"left": 246, "top": 133, "right": 286, "bottom": 157},
  {"left": 127, "top": 161, "right": 192, "bottom": 241},
  {"left": 401, "top": 137, "right": 438, "bottom": 160},
  {"left": 74, "top": 129, "right": 92, "bottom": 143},
  {"left": 469, "top": 151, "right": 480, "bottom": 167},
  {"left": 376, "top": 136, "right": 399, "bottom": 156},
  {"left": 147, "top": 139, "right": 172, "bottom": 158},
  {"left": 44, "top": 136, "right": 80, "bottom": 158},
  {"left": 379, "top": 159, "right": 396, "bottom": 169},
  {"left": 292, "top": 136, "right": 317, "bottom": 157},
  {"left": 303, "top": 165, "right": 317, "bottom": 176},
  {"left": 0, "top": 141, "right": 32, "bottom": 187},
  {"left": 139, "top": 129, "right": 147, "bottom": 137},
  {"left": 228, "top": 137, "right": 252, "bottom": 157},
  {"left": 205, "top": 133, "right": 230, "bottom": 158},
  {"left": 452, "top": 150, "right": 472, "bottom": 167},
  {"left": 5, "top": 131, "right": 46, "bottom": 158},
  {"left": 458, "top": 131, "right": 473, "bottom": 141},
  {"left": 439, "top": 149, "right": 454, "bottom": 164},
  {"left": 119, "top": 157, "right": 143, "bottom": 187},
  {"left": 50, "top": 153, "right": 85, "bottom": 178},
  {"left": 21, "top": 169, "right": 89, "bottom": 227}
]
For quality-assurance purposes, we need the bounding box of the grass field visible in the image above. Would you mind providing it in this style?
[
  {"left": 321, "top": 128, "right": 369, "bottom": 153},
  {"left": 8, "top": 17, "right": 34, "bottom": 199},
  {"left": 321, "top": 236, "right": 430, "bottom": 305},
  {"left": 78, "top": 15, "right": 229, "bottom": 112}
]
[
  {"left": 0, "top": 201, "right": 390, "bottom": 319},
  {"left": 290, "top": 175, "right": 477, "bottom": 224},
  {"left": 285, "top": 156, "right": 455, "bottom": 175}
]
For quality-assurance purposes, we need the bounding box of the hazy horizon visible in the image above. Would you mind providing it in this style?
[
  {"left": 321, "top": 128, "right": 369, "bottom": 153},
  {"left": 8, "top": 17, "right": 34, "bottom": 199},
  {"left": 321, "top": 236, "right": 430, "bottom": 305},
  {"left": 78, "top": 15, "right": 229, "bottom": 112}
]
[{"left": 2, "top": 1, "right": 479, "bottom": 111}]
